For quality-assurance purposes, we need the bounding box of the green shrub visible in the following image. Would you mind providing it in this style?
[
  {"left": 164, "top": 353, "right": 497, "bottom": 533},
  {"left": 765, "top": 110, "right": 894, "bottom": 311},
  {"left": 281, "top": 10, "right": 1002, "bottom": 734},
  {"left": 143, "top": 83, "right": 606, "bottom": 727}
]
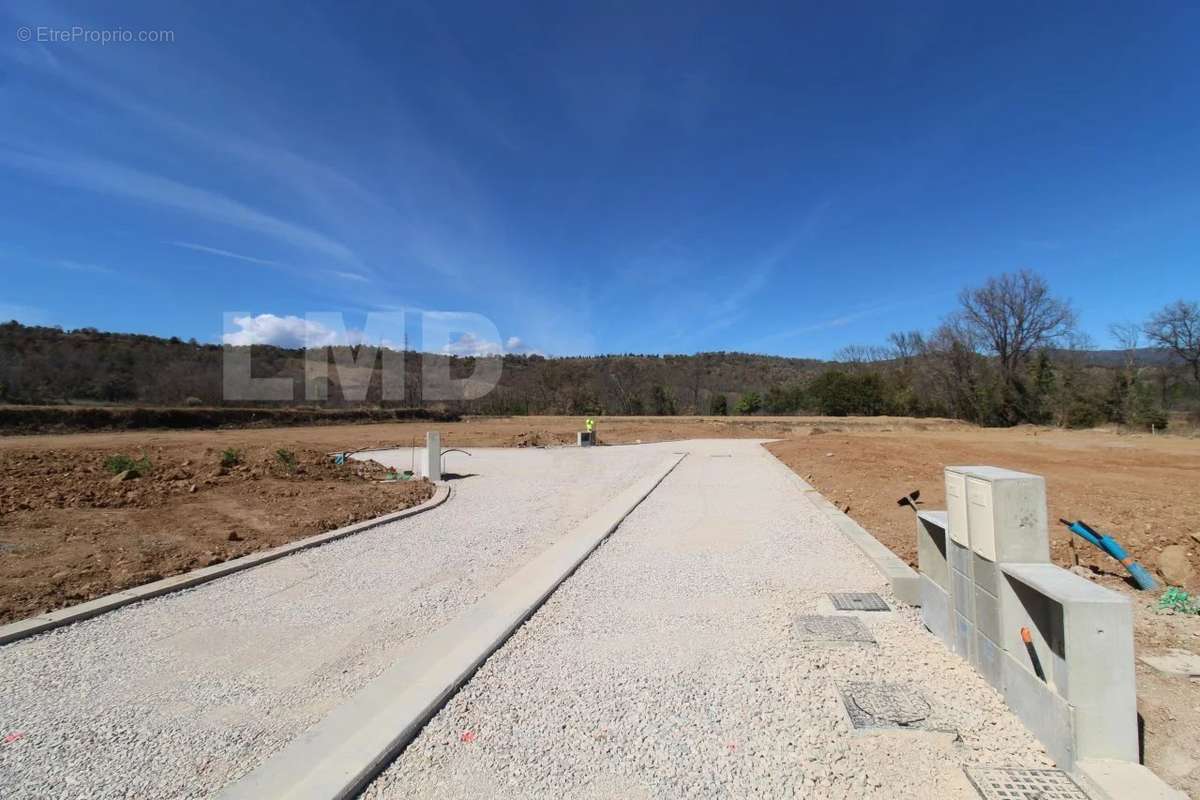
[
  {"left": 103, "top": 454, "right": 151, "bottom": 475},
  {"left": 275, "top": 448, "right": 297, "bottom": 472},
  {"left": 709, "top": 393, "right": 728, "bottom": 416},
  {"left": 1131, "top": 405, "right": 1169, "bottom": 432},
  {"left": 1063, "top": 398, "right": 1104, "bottom": 429},
  {"left": 736, "top": 391, "right": 762, "bottom": 415},
  {"left": 220, "top": 448, "right": 242, "bottom": 467}
]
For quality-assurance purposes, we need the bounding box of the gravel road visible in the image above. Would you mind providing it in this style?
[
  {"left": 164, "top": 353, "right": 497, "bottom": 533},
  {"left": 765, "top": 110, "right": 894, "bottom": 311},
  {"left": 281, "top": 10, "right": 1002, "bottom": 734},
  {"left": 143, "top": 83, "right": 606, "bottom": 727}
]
[
  {"left": 0, "top": 446, "right": 666, "bottom": 799},
  {"left": 364, "top": 439, "right": 1051, "bottom": 799}
]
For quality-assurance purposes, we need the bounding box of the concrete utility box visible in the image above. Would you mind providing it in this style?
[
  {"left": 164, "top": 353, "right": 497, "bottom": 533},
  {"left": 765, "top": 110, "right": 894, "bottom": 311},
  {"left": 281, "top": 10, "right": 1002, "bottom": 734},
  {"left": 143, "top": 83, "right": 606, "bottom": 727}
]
[
  {"left": 577, "top": 431, "right": 593, "bottom": 447},
  {"left": 1000, "top": 564, "right": 1138, "bottom": 769},
  {"left": 918, "top": 465, "right": 1145, "bottom": 788},
  {"left": 422, "top": 432, "right": 441, "bottom": 481},
  {"left": 945, "top": 471, "right": 969, "bottom": 548},
  {"left": 944, "top": 466, "right": 1049, "bottom": 688}
]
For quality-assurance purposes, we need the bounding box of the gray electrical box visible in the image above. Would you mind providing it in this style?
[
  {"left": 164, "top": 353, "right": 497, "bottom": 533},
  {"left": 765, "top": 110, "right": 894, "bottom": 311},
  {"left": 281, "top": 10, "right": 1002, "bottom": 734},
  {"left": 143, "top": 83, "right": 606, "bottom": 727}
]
[{"left": 944, "top": 466, "right": 1049, "bottom": 688}]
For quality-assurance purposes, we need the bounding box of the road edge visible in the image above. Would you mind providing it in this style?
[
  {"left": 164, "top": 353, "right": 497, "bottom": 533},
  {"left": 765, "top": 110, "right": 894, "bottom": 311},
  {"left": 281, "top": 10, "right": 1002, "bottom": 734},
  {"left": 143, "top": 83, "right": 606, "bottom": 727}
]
[
  {"left": 0, "top": 483, "right": 452, "bottom": 646},
  {"left": 216, "top": 451, "right": 687, "bottom": 800},
  {"left": 760, "top": 442, "right": 921, "bottom": 605}
]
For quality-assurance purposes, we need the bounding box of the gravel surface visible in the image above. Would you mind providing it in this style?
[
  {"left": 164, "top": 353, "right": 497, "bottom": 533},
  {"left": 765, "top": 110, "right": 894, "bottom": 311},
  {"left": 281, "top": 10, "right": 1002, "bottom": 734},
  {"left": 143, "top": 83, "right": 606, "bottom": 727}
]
[
  {"left": 364, "top": 439, "right": 1052, "bottom": 799},
  {"left": 0, "top": 446, "right": 666, "bottom": 799}
]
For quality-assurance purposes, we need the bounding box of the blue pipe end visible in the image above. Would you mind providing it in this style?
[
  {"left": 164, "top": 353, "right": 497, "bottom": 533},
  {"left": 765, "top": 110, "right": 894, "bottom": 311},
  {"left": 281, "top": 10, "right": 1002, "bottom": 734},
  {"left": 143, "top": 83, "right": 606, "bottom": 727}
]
[{"left": 1127, "top": 562, "right": 1159, "bottom": 591}]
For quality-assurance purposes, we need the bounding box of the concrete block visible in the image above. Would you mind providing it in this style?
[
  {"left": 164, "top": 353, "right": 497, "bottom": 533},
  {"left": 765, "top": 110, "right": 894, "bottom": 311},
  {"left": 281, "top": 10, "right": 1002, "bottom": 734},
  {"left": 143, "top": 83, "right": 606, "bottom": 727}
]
[
  {"left": 953, "top": 611, "right": 973, "bottom": 659},
  {"left": 975, "top": 585, "right": 1002, "bottom": 643},
  {"left": 949, "top": 538, "right": 971, "bottom": 575},
  {"left": 1074, "top": 759, "right": 1188, "bottom": 800},
  {"left": 916, "top": 512, "right": 949, "bottom": 591},
  {"left": 952, "top": 568, "right": 974, "bottom": 622},
  {"left": 1139, "top": 649, "right": 1200, "bottom": 677},
  {"left": 975, "top": 632, "right": 1005, "bottom": 690},
  {"left": 1002, "top": 650, "right": 1076, "bottom": 768},
  {"left": 920, "top": 574, "right": 952, "bottom": 644},
  {"left": 1001, "top": 563, "right": 1138, "bottom": 765},
  {"left": 974, "top": 552, "right": 1000, "bottom": 596},
  {"left": 422, "top": 431, "right": 441, "bottom": 480}
]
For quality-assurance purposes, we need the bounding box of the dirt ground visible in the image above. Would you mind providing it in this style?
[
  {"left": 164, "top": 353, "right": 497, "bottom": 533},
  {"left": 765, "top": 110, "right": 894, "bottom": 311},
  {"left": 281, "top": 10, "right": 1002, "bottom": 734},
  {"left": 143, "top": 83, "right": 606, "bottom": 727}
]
[
  {"left": 0, "top": 443, "right": 433, "bottom": 625},
  {"left": 766, "top": 425, "right": 1200, "bottom": 796},
  {"left": 1, "top": 414, "right": 1196, "bottom": 793}
]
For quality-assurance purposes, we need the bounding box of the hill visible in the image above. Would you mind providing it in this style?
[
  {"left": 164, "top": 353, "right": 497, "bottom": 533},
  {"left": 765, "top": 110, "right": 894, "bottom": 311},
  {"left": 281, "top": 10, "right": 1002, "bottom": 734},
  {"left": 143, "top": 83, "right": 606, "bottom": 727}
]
[{"left": 0, "top": 321, "right": 1189, "bottom": 428}]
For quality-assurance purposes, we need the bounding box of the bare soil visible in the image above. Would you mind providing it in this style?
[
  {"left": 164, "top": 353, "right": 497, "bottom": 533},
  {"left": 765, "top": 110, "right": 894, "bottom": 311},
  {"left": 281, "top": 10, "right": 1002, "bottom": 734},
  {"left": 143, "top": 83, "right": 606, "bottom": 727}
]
[
  {"left": 0, "top": 443, "right": 432, "bottom": 624},
  {"left": 767, "top": 426, "right": 1200, "bottom": 795},
  {"left": 1, "top": 414, "right": 1196, "bottom": 793}
]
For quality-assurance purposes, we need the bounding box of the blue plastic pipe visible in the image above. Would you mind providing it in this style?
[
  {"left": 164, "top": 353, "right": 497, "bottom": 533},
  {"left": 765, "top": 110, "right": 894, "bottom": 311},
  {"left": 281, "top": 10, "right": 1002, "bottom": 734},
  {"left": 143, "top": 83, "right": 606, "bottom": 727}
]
[{"left": 1060, "top": 519, "right": 1158, "bottom": 591}]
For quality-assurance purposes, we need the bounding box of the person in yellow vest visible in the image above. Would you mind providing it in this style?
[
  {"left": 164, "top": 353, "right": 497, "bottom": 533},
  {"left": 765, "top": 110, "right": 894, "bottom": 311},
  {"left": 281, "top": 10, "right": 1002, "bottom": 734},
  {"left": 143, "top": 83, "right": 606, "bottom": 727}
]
[{"left": 585, "top": 417, "right": 595, "bottom": 442}]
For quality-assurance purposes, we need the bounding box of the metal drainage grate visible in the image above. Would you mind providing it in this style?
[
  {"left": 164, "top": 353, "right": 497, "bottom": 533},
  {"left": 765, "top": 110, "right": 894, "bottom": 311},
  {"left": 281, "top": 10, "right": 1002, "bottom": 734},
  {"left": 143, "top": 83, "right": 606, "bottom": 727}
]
[
  {"left": 965, "top": 768, "right": 1088, "bottom": 800},
  {"left": 839, "top": 682, "right": 932, "bottom": 730},
  {"left": 829, "top": 592, "right": 890, "bottom": 611},
  {"left": 792, "top": 615, "right": 876, "bottom": 644}
]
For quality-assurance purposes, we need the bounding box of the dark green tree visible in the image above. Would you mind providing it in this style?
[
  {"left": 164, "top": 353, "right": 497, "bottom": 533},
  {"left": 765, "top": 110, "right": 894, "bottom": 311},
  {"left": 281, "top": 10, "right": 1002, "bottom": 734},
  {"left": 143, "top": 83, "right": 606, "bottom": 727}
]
[{"left": 736, "top": 391, "right": 762, "bottom": 415}]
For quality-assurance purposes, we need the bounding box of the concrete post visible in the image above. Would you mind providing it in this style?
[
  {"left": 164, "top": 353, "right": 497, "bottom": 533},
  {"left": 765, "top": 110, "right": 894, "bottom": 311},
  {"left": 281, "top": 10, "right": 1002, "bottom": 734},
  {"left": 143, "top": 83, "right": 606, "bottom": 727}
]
[
  {"left": 916, "top": 511, "right": 952, "bottom": 643},
  {"left": 423, "top": 431, "right": 441, "bottom": 481}
]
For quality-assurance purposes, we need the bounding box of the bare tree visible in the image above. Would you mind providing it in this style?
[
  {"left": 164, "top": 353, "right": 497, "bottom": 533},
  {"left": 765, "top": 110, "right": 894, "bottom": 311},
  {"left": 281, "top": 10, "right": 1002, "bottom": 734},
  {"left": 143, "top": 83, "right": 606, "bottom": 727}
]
[
  {"left": 958, "top": 269, "right": 1075, "bottom": 420},
  {"left": 921, "top": 318, "right": 985, "bottom": 421},
  {"left": 835, "top": 344, "right": 892, "bottom": 372},
  {"left": 1144, "top": 300, "right": 1200, "bottom": 386},
  {"left": 887, "top": 330, "right": 925, "bottom": 363},
  {"left": 1108, "top": 321, "right": 1142, "bottom": 378}
]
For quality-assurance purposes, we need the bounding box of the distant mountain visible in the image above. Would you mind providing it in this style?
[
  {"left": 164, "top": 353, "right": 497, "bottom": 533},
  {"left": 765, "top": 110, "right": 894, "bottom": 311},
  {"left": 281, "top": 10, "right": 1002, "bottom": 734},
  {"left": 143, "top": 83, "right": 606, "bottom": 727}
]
[{"left": 1053, "top": 347, "right": 1172, "bottom": 368}]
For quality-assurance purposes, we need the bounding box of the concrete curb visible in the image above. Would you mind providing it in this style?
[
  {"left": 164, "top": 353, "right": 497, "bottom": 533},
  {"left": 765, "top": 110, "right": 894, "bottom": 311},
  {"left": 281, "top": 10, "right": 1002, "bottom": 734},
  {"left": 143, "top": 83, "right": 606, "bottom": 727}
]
[
  {"left": 1074, "top": 758, "right": 1188, "bottom": 800},
  {"left": 216, "top": 452, "right": 687, "bottom": 800},
  {"left": 760, "top": 444, "right": 921, "bottom": 606},
  {"left": 0, "top": 483, "right": 452, "bottom": 647}
]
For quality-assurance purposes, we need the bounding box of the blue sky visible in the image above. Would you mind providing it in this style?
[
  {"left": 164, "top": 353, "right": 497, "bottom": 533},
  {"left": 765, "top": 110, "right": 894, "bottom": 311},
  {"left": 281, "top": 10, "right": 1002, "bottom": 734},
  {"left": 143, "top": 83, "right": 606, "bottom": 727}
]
[{"left": 1, "top": 2, "right": 1198, "bottom": 358}]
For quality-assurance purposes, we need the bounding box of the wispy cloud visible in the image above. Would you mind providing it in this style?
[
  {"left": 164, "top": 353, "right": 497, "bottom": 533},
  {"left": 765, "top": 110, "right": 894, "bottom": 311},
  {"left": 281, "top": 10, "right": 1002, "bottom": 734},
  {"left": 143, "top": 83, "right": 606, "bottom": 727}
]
[
  {"left": 0, "top": 148, "right": 358, "bottom": 265},
  {"left": 56, "top": 259, "right": 115, "bottom": 275},
  {"left": 170, "top": 241, "right": 282, "bottom": 267},
  {"left": 327, "top": 270, "right": 371, "bottom": 283},
  {"left": 749, "top": 300, "right": 904, "bottom": 350},
  {"left": 671, "top": 200, "right": 835, "bottom": 345}
]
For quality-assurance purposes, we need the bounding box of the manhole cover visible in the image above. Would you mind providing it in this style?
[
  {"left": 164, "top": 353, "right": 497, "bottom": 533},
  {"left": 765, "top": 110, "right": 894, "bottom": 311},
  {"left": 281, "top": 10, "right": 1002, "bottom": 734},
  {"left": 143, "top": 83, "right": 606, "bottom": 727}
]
[
  {"left": 839, "top": 682, "right": 931, "bottom": 729},
  {"left": 792, "top": 615, "right": 875, "bottom": 644},
  {"left": 830, "top": 592, "right": 890, "bottom": 611},
  {"left": 965, "top": 768, "right": 1088, "bottom": 799}
]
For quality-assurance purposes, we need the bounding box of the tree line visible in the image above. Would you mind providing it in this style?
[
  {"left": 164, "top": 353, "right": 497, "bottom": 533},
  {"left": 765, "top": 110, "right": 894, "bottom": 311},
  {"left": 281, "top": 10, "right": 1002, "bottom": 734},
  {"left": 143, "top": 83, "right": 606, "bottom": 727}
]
[{"left": 0, "top": 271, "right": 1196, "bottom": 429}]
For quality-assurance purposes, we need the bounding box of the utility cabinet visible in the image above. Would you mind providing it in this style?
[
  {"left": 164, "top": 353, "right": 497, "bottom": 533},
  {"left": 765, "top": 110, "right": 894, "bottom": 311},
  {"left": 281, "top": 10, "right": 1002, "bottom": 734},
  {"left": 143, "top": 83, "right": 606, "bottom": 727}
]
[{"left": 944, "top": 466, "right": 1049, "bottom": 688}]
